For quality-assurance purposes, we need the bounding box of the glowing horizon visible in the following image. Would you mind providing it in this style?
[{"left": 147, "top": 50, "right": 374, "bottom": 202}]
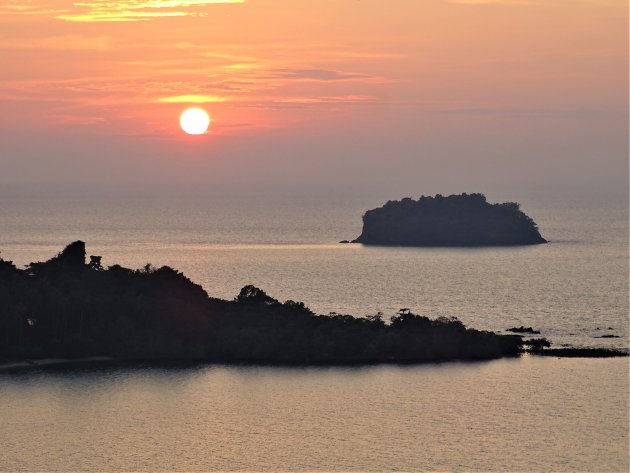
[{"left": 0, "top": 0, "right": 626, "bottom": 192}]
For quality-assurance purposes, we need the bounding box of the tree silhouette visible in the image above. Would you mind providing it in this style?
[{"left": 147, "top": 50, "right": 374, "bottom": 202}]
[
  {"left": 524, "top": 338, "right": 552, "bottom": 352},
  {"left": 0, "top": 241, "right": 527, "bottom": 364},
  {"left": 88, "top": 256, "right": 104, "bottom": 271}
]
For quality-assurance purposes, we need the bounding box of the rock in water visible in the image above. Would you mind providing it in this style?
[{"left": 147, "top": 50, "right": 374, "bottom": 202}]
[{"left": 352, "top": 193, "right": 546, "bottom": 246}]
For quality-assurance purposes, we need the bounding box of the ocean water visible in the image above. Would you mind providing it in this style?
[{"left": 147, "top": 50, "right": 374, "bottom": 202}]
[
  {"left": 0, "top": 188, "right": 628, "bottom": 470},
  {"left": 0, "top": 358, "right": 628, "bottom": 471}
]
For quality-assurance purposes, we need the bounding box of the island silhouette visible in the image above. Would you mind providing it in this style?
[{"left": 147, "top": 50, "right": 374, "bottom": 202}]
[
  {"left": 351, "top": 193, "right": 547, "bottom": 246},
  {"left": 0, "top": 241, "right": 526, "bottom": 365},
  {"left": 0, "top": 242, "right": 624, "bottom": 370}
]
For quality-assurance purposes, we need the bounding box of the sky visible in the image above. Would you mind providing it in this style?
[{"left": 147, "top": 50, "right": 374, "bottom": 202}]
[{"left": 0, "top": 0, "right": 627, "bottom": 200}]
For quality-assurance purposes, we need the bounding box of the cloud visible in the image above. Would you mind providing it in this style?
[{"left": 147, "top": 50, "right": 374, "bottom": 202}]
[
  {"left": 278, "top": 95, "right": 378, "bottom": 104},
  {"left": 59, "top": 0, "right": 244, "bottom": 22},
  {"left": 0, "top": 1, "right": 69, "bottom": 16},
  {"left": 445, "top": 0, "right": 536, "bottom": 4},
  {"left": 0, "top": 35, "right": 111, "bottom": 51},
  {"left": 447, "top": 0, "right": 623, "bottom": 3},
  {"left": 236, "top": 95, "right": 381, "bottom": 110},
  {"left": 0, "top": 0, "right": 244, "bottom": 22},
  {"left": 54, "top": 114, "right": 107, "bottom": 125},
  {"left": 157, "top": 94, "right": 229, "bottom": 103},
  {"left": 271, "top": 68, "right": 372, "bottom": 82}
]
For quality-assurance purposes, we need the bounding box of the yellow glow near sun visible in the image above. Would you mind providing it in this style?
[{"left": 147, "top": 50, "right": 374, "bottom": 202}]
[
  {"left": 57, "top": 1, "right": 245, "bottom": 23},
  {"left": 180, "top": 107, "right": 210, "bottom": 135}
]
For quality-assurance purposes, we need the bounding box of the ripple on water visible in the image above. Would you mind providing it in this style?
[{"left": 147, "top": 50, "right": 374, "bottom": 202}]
[{"left": 0, "top": 356, "right": 628, "bottom": 471}]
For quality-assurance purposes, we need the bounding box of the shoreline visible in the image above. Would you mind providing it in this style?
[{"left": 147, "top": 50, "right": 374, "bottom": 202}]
[
  {"left": 2, "top": 348, "right": 627, "bottom": 374},
  {"left": 531, "top": 348, "right": 629, "bottom": 358},
  {"left": 0, "top": 356, "right": 116, "bottom": 373}
]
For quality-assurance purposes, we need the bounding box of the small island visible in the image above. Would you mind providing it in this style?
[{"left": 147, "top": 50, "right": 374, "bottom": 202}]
[{"left": 351, "top": 193, "right": 547, "bottom": 246}]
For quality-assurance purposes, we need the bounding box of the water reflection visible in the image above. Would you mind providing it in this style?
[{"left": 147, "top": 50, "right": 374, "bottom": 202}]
[{"left": 1, "top": 357, "right": 627, "bottom": 471}]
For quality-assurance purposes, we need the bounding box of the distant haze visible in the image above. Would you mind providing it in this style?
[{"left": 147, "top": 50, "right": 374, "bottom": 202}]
[{"left": 0, "top": 0, "right": 627, "bottom": 201}]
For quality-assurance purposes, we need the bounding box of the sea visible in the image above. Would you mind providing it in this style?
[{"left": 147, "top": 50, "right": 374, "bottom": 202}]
[{"left": 0, "top": 187, "right": 628, "bottom": 471}]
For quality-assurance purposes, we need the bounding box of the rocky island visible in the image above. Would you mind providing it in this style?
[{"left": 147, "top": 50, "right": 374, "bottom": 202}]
[{"left": 351, "top": 193, "right": 547, "bottom": 246}]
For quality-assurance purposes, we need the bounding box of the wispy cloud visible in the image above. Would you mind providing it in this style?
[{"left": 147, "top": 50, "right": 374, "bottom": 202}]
[
  {"left": 0, "top": 35, "right": 111, "bottom": 51},
  {"left": 270, "top": 68, "right": 371, "bottom": 82},
  {"left": 0, "top": 0, "right": 69, "bottom": 16},
  {"left": 55, "top": 114, "right": 107, "bottom": 125},
  {"left": 446, "top": 0, "right": 536, "bottom": 4},
  {"left": 157, "top": 94, "right": 230, "bottom": 103},
  {"left": 448, "top": 0, "right": 624, "bottom": 4},
  {"left": 0, "top": 0, "right": 244, "bottom": 22},
  {"left": 59, "top": 0, "right": 244, "bottom": 22},
  {"left": 236, "top": 95, "right": 382, "bottom": 111},
  {"left": 278, "top": 95, "right": 378, "bottom": 105}
]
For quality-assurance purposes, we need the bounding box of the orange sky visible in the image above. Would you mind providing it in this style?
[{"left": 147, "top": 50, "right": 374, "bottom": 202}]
[{"left": 0, "top": 0, "right": 627, "bottom": 194}]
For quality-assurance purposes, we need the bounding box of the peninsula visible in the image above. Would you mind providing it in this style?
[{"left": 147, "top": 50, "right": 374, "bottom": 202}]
[
  {"left": 2, "top": 242, "right": 624, "bottom": 371},
  {"left": 0, "top": 242, "right": 524, "bottom": 366},
  {"left": 351, "top": 193, "right": 547, "bottom": 246}
]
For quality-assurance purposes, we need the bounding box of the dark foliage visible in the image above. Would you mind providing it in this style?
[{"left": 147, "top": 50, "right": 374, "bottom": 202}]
[
  {"left": 533, "top": 348, "right": 628, "bottom": 358},
  {"left": 507, "top": 326, "right": 540, "bottom": 334},
  {"left": 1, "top": 242, "right": 524, "bottom": 365},
  {"left": 523, "top": 338, "right": 552, "bottom": 352},
  {"left": 352, "top": 193, "right": 547, "bottom": 246}
]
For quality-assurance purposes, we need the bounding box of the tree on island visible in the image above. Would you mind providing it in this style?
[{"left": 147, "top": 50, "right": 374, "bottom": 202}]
[{"left": 524, "top": 338, "right": 552, "bottom": 352}]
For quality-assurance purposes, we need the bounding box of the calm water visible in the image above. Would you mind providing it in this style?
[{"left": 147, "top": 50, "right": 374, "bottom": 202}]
[
  {"left": 1, "top": 357, "right": 628, "bottom": 471},
  {"left": 0, "top": 189, "right": 628, "bottom": 470}
]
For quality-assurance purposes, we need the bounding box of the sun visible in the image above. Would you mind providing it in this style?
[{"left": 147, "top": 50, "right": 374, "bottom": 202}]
[{"left": 180, "top": 107, "right": 210, "bottom": 135}]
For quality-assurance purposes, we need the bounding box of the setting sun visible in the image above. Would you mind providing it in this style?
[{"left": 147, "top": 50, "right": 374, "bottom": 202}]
[{"left": 180, "top": 108, "right": 210, "bottom": 135}]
